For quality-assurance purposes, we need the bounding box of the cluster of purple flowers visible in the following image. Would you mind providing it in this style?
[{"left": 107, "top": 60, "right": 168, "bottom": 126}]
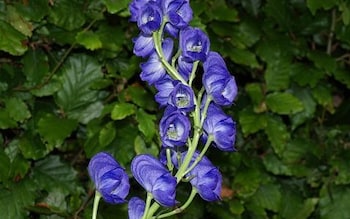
[{"left": 88, "top": 1, "right": 238, "bottom": 219}]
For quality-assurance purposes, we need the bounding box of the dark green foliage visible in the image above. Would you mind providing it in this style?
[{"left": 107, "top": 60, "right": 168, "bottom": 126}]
[{"left": 0, "top": 0, "right": 350, "bottom": 218}]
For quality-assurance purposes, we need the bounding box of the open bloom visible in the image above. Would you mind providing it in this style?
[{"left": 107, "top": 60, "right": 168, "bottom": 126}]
[
  {"left": 160, "top": 106, "right": 191, "bottom": 147},
  {"left": 88, "top": 152, "right": 130, "bottom": 204},
  {"left": 203, "top": 103, "right": 236, "bottom": 151},
  {"left": 180, "top": 27, "right": 210, "bottom": 62},
  {"left": 131, "top": 154, "right": 177, "bottom": 207},
  {"left": 203, "top": 52, "right": 237, "bottom": 106},
  {"left": 141, "top": 38, "right": 174, "bottom": 85},
  {"left": 188, "top": 153, "right": 222, "bottom": 202},
  {"left": 163, "top": 0, "right": 193, "bottom": 36},
  {"left": 128, "top": 197, "right": 145, "bottom": 219},
  {"left": 133, "top": 34, "right": 155, "bottom": 58},
  {"left": 137, "top": 2, "right": 163, "bottom": 35},
  {"left": 169, "top": 83, "right": 195, "bottom": 112}
]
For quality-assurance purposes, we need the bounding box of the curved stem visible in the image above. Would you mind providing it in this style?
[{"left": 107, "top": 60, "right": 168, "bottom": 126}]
[
  {"left": 188, "top": 61, "right": 199, "bottom": 87},
  {"left": 154, "top": 187, "right": 197, "bottom": 219},
  {"left": 142, "top": 193, "right": 154, "bottom": 219},
  {"left": 92, "top": 191, "right": 101, "bottom": 219}
]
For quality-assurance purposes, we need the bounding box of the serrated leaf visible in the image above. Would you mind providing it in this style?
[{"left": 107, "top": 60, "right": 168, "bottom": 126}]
[
  {"left": 111, "top": 102, "right": 136, "bottom": 120},
  {"left": 48, "top": 0, "right": 85, "bottom": 31},
  {"left": 76, "top": 30, "right": 102, "bottom": 50},
  {"left": 232, "top": 168, "right": 262, "bottom": 198},
  {"left": 306, "top": 0, "right": 338, "bottom": 15},
  {"left": 251, "top": 184, "right": 281, "bottom": 212},
  {"left": 31, "top": 155, "right": 80, "bottom": 193},
  {"left": 320, "top": 186, "right": 350, "bottom": 219},
  {"left": 99, "top": 122, "right": 116, "bottom": 148},
  {"left": 308, "top": 51, "right": 337, "bottom": 73},
  {"left": 311, "top": 85, "right": 334, "bottom": 112},
  {"left": 263, "top": 153, "right": 293, "bottom": 176},
  {"left": 0, "top": 109, "right": 17, "bottom": 129},
  {"left": 242, "top": 0, "right": 262, "bottom": 16},
  {"left": 228, "top": 48, "right": 260, "bottom": 68},
  {"left": 205, "top": 0, "right": 238, "bottom": 22},
  {"left": 264, "top": 116, "right": 290, "bottom": 156},
  {"left": 265, "top": 60, "right": 291, "bottom": 91},
  {"left": 0, "top": 150, "right": 10, "bottom": 181},
  {"left": 12, "top": 0, "right": 49, "bottom": 21},
  {"left": 55, "top": 54, "right": 103, "bottom": 123},
  {"left": 0, "top": 20, "right": 27, "bottom": 55},
  {"left": 330, "top": 153, "right": 350, "bottom": 185},
  {"left": 6, "top": 97, "right": 31, "bottom": 122},
  {"left": 266, "top": 92, "right": 304, "bottom": 115},
  {"left": 21, "top": 48, "right": 49, "bottom": 84},
  {"left": 245, "top": 83, "right": 264, "bottom": 107},
  {"left": 102, "top": 0, "right": 129, "bottom": 14},
  {"left": 333, "top": 68, "right": 350, "bottom": 89},
  {"left": 18, "top": 133, "right": 49, "bottom": 160},
  {"left": 134, "top": 135, "right": 158, "bottom": 156},
  {"left": 37, "top": 113, "right": 78, "bottom": 146},
  {"left": 290, "top": 88, "right": 317, "bottom": 129},
  {"left": 291, "top": 64, "right": 325, "bottom": 88},
  {"left": 124, "top": 85, "right": 157, "bottom": 111},
  {"left": 96, "top": 23, "right": 125, "bottom": 52},
  {"left": 0, "top": 180, "right": 36, "bottom": 219},
  {"left": 238, "top": 110, "right": 267, "bottom": 135},
  {"left": 264, "top": 0, "right": 291, "bottom": 29},
  {"left": 6, "top": 5, "right": 33, "bottom": 37},
  {"left": 135, "top": 109, "right": 156, "bottom": 142}
]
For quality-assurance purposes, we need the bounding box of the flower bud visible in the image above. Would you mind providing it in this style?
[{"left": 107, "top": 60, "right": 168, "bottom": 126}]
[
  {"left": 131, "top": 154, "right": 177, "bottom": 207},
  {"left": 88, "top": 152, "right": 130, "bottom": 204},
  {"left": 180, "top": 27, "right": 210, "bottom": 62},
  {"left": 128, "top": 197, "right": 145, "bottom": 219}
]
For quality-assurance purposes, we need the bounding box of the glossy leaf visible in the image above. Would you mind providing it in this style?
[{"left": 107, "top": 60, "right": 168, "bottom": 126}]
[
  {"left": 0, "top": 20, "right": 27, "bottom": 55},
  {"left": 266, "top": 92, "right": 304, "bottom": 115},
  {"left": 264, "top": 116, "right": 290, "bottom": 157},
  {"left": 102, "top": 0, "right": 129, "bottom": 14},
  {"left": 76, "top": 30, "right": 102, "bottom": 50},
  {"left": 135, "top": 109, "right": 156, "bottom": 142},
  {"left": 111, "top": 102, "right": 136, "bottom": 120}
]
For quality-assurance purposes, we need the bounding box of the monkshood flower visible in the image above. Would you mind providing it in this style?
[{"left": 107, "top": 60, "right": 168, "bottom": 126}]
[
  {"left": 137, "top": 2, "right": 163, "bottom": 35},
  {"left": 155, "top": 76, "right": 176, "bottom": 107},
  {"left": 88, "top": 152, "right": 130, "bottom": 204},
  {"left": 133, "top": 34, "right": 154, "bottom": 58},
  {"left": 180, "top": 27, "right": 210, "bottom": 62},
  {"left": 128, "top": 197, "right": 145, "bottom": 219},
  {"left": 131, "top": 154, "right": 177, "bottom": 207},
  {"left": 169, "top": 83, "right": 195, "bottom": 112},
  {"left": 203, "top": 51, "right": 238, "bottom": 106},
  {"left": 163, "top": 0, "right": 193, "bottom": 36},
  {"left": 203, "top": 103, "right": 236, "bottom": 151},
  {"left": 160, "top": 106, "right": 191, "bottom": 147},
  {"left": 188, "top": 153, "right": 222, "bottom": 202},
  {"left": 177, "top": 55, "right": 193, "bottom": 81},
  {"left": 141, "top": 38, "right": 174, "bottom": 85}
]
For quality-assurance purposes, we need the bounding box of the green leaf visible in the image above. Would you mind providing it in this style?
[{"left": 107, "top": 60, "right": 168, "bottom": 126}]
[
  {"left": 241, "top": 0, "right": 262, "bottom": 16},
  {"left": 251, "top": 184, "right": 282, "bottom": 212},
  {"left": 265, "top": 60, "right": 291, "bottom": 91},
  {"left": 18, "top": 133, "right": 49, "bottom": 160},
  {"left": 263, "top": 153, "right": 292, "bottom": 176},
  {"left": 291, "top": 64, "right": 325, "bottom": 88},
  {"left": 320, "top": 186, "right": 350, "bottom": 219},
  {"left": 55, "top": 54, "right": 104, "bottom": 123},
  {"left": 205, "top": 0, "right": 239, "bottom": 22},
  {"left": 0, "top": 20, "right": 27, "bottom": 55},
  {"left": 76, "top": 30, "right": 102, "bottom": 50},
  {"left": 111, "top": 102, "right": 136, "bottom": 120},
  {"left": 21, "top": 48, "right": 49, "bottom": 84},
  {"left": 245, "top": 83, "right": 265, "bottom": 112},
  {"left": 48, "top": 0, "right": 85, "bottom": 31},
  {"left": 13, "top": 0, "right": 49, "bottom": 21},
  {"left": 31, "top": 155, "right": 80, "bottom": 193},
  {"left": 102, "top": 0, "right": 129, "bottom": 14},
  {"left": 330, "top": 153, "right": 350, "bottom": 185},
  {"left": 264, "top": 0, "right": 291, "bottom": 29},
  {"left": 134, "top": 135, "right": 159, "bottom": 157},
  {"left": 311, "top": 84, "right": 334, "bottom": 112},
  {"left": 0, "top": 109, "right": 17, "bottom": 129},
  {"left": 290, "top": 88, "right": 317, "bottom": 129},
  {"left": 6, "top": 5, "right": 33, "bottom": 37},
  {"left": 306, "top": 0, "right": 338, "bottom": 15},
  {"left": 266, "top": 92, "right": 304, "bottom": 115},
  {"left": 123, "top": 85, "right": 157, "bottom": 111},
  {"left": 232, "top": 168, "right": 262, "bottom": 198},
  {"left": 37, "top": 113, "right": 78, "bottom": 146},
  {"left": 99, "top": 122, "right": 116, "bottom": 148},
  {"left": 333, "top": 68, "right": 350, "bottom": 89},
  {"left": 5, "top": 97, "right": 31, "bottom": 122},
  {"left": 308, "top": 51, "right": 337, "bottom": 73},
  {"left": 228, "top": 48, "right": 260, "bottom": 68},
  {"left": 135, "top": 109, "right": 156, "bottom": 142},
  {"left": 0, "top": 180, "right": 36, "bottom": 219},
  {"left": 238, "top": 110, "right": 267, "bottom": 135},
  {"left": 96, "top": 23, "right": 125, "bottom": 52},
  {"left": 0, "top": 150, "right": 10, "bottom": 181},
  {"left": 264, "top": 116, "right": 290, "bottom": 157}
]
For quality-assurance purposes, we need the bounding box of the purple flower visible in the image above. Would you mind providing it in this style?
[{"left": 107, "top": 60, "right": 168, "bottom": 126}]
[
  {"left": 88, "top": 152, "right": 130, "bottom": 204},
  {"left": 137, "top": 2, "right": 163, "bottom": 35},
  {"left": 133, "top": 34, "right": 155, "bottom": 58},
  {"left": 160, "top": 106, "right": 191, "bottom": 147},
  {"left": 203, "top": 52, "right": 237, "bottom": 106},
  {"left": 155, "top": 76, "right": 176, "bottom": 107},
  {"left": 177, "top": 55, "right": 193, "bottom": 81},
  {"left": 128, "top": 197, "right": 145, "bottom": 219},
  {"left": 140, "top": 38, "right": 174, "bottom": 85},
  {"left": 163, "top": 0, "right": 193, "bottom": 36},
  {"left": 188, "top": 153, "right": 222, "bottom": 202},
  {"left": 180, "top": 27, "right": 210, "bottom": 62},
  {"left": 168, "top": 83, "right": 195, "bottom": 112},
  {"left": 131, "top": 154, "right": 177, "bottom": 207},
  {"left": 203, "top": 103, "right": 236, "bottom": 151}
]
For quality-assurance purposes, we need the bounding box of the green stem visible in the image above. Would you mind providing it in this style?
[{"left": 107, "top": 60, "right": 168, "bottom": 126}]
[
  {"left": 184, "top": 135, "right": 214, "bottom": 176},
  {"left": 154, "top": 187, "right": 197, "bottom": 219},
  {"left": 142, "top": 193, "right": 154, "bottom": 219},
  {"left": 188, "top": 61, "right": 199, "bottom": 87},
  {"left": 92, "top": 191, "right": 102, "bottom": 219},
  {"left": 152, "top": 20, "right": 187, "bottom": 85},
  {"left": 146, "top": 202, "right": 160, "bottom": 219},
  {"left": 166, "top": 148, "right": 174, "bottom": 172},
  {"left": 200, "top": 95, "right": 212, "bottom": 127}
]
